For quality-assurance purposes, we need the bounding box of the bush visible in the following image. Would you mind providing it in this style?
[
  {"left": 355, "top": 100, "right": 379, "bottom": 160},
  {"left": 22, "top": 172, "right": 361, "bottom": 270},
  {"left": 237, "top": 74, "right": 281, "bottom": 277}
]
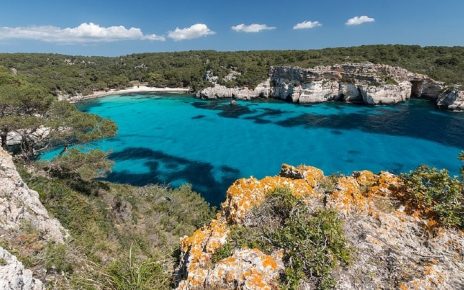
[
  {"left": 215, "top": 188, "right": 351, "bottom": 289},
  {"left": 401, "top": 165, "right": 464, "bottom": 228}
]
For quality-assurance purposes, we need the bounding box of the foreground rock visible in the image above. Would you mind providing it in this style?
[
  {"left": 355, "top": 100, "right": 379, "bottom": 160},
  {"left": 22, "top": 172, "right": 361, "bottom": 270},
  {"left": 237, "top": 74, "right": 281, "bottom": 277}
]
[
  {"left": 0, "top": 147, "right": 68, "bottom": 288},
  {"left": 175, "top": 164, "right": 464, "bottom": 289},
  {"left": 197, "top": 63, "right": 464, "bottom": 111},
  {"left": 0, "top": 148, "right": 67, "bottom": 243},
  {"left": 0, "top": 247, "right": 43, "bottom": 290}
]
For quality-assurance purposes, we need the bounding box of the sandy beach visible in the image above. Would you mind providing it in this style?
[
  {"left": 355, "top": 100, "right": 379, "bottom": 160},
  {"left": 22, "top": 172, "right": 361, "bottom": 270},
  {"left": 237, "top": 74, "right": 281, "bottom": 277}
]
[{"left": 65, "top": 85, "right": 191, "bottom": 103}]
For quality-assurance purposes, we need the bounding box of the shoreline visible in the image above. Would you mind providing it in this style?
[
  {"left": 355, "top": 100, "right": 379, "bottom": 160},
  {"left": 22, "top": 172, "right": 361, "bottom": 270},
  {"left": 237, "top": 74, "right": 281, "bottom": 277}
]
[{"left": 64, "top": 85, "right": 192, "bottom": 103}]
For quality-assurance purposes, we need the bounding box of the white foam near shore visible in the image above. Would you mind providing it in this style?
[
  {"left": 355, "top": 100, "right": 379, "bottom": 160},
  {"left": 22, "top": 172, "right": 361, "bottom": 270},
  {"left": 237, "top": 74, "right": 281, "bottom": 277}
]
[{"left": 62, "top": 85, "right": 191, "bottom": 103}]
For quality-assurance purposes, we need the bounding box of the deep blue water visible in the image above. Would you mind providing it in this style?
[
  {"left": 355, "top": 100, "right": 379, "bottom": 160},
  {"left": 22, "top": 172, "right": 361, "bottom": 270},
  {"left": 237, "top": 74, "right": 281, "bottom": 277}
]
[{"left": 42, "top": 94, "right": 464, "bottom": 205}]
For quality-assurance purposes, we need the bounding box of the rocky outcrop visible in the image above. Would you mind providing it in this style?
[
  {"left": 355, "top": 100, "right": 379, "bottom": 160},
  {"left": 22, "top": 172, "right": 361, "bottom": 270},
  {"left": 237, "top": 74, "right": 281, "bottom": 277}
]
[
  {"left": 175, "top": 164, "right": 464, "bottom": 289},
  {"left": 0, "top": 147, "right": 67, "bottom": 243},
  {"left": 269, "top": 63, "right": 442, "bottom": 105},
  {"left": 0, "top": 247, "right": 43, "bottom": 290},
  {"left": 437, "top": 89, "right": 464, "bottom": 111},
  {"left": 196, "top": 79, "right": 271, "bottom": 100},
  {"left": 0, "top": 148, "right": 68, "bottom": 288},
  {"left": 196, "top": 63, "right": 464, "bottom": 111}
]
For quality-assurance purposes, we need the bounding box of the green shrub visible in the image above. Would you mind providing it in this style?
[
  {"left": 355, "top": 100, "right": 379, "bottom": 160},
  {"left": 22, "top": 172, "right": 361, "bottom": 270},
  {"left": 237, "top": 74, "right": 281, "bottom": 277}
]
[
  {"left": 0, "top": 258, "right": 7, "bottom": 266},
  {"left": 215, "top": 188, "right": 351, "bottom": 289},
  {"left": 401, "top": 165, "right": 464, "bottom": 228},
  {"left": 275, "top": 208, "right": 351, "bottom": 289}
]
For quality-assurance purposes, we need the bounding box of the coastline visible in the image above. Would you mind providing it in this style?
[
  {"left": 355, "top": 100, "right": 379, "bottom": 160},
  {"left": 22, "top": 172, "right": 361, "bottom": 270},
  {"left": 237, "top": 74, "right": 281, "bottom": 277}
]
[{"left": 64, "top": 85, "right": 192, "bottom": 103}]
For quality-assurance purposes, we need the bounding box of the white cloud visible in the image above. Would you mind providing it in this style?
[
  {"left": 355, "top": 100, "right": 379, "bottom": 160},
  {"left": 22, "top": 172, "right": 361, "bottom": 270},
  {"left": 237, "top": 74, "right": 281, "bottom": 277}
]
[
  {"left": 293, "top": 20, "right": 322, "bottom": 30},
  {"left": 231, "top": 23, "right": 275, "bottom": 33},
  {"left": 345, "top": 16, "right": 375, "bottom": 26},
  {"left": 167, "top": 23, "right": 215, "bottom": 41},
  {"left": 0, "top": 22, "right": 165, "bottom": 43}
]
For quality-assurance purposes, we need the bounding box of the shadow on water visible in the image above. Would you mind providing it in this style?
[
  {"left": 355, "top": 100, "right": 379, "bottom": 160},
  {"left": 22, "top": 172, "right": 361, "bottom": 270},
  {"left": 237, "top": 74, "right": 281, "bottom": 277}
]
[
  {"left": 273, "top": 103, "right": 464, "bottom": 148},
  {"left": 192, "top": 101, "right": 253, "bottom": 118},
  {"left": 105, "top": 147, "right": 240, "bottom": 205},
  {"left": 192, "top": 99, "right": 464, "bottom": 148}
]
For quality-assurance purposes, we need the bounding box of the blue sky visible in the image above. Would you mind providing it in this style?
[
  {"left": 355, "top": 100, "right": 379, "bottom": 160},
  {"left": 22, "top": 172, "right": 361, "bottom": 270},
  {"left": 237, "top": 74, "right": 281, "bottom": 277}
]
[{"left": 0, "top": 0, "right": 463, "bottom": 56}]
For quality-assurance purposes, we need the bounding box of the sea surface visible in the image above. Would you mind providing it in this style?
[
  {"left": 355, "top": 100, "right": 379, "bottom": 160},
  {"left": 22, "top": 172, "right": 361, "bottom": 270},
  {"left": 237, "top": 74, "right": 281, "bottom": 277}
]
[{"left": 42, "top": 94, "right": 464, "bottom": 205}]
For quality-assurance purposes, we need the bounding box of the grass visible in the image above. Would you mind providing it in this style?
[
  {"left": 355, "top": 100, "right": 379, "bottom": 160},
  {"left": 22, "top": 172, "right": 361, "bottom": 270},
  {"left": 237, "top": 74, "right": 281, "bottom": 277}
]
[
  {"left": 0, "top": 258, "right": 6, "bottom": 266},
  {"left": 11, "top": 161, "right": 215, "bottom": 289}
]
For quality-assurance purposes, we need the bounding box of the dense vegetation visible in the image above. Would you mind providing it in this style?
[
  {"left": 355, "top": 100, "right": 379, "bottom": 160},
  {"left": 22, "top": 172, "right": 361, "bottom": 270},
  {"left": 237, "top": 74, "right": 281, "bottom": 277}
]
[{"left": 0, "top": 45, "right": 463, "bottom": 96}]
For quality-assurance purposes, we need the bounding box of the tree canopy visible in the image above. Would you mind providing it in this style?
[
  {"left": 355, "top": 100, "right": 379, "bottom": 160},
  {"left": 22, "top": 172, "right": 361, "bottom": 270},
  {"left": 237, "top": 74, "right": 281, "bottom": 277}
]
[
  {"left": 0, "top": 45, "right": 463, "bottom": 96},
  {"left": 0, "top": 66, "right": 116, "bottom": 158}
]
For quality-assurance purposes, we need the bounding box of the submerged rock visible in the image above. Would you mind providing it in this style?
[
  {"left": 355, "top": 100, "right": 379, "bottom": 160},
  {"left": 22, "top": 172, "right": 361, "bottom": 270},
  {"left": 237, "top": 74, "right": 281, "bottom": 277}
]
[
  {"left": 437, "top": 89, "right": 464, "bottom": 111},
  {"left": 175, "top": 164, "right": 464, "bottom": 289}
]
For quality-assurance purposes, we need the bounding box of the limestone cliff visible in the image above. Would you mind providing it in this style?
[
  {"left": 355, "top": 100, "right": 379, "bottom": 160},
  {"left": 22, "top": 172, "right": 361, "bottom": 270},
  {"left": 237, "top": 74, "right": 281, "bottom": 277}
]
[
  {"left": 175, "top": 164, "right": 464, "bottom": 289},
  {"left": 197, "top": 63, "right": 464, "bottom": 111},
  {"left": 0, "top": 148, "right": 67, "bottom": 289}
]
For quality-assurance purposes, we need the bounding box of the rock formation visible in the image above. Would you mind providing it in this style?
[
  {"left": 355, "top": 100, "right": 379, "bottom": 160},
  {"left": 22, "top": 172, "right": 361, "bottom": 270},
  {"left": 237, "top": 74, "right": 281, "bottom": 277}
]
[
  {"left": 175, "top": 164, "right": 464, "bottom": 289},
  {"left": 0, "top": 147, "right": 67, "bottom": 289},
  {"left": 0, "top": 148, "right": 67, "bottom": 243},
  {"left": 197, "top": 63, "right": 464, "bottom": 111},
  {"left": 196, "top": 79, "right": 271, "bottom": 100}
]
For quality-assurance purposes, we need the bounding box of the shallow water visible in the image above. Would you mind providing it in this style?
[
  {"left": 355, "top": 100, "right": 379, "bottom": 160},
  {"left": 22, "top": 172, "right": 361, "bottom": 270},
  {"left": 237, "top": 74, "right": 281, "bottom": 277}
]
[{"left": 42, "top": 94, "right": 464, "bottom": 205}]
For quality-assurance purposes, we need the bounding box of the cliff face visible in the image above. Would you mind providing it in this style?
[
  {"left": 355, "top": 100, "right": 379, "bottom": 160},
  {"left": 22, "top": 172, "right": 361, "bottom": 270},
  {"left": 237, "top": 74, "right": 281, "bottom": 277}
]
[
  {"left": 175, "top": 164, "right": 464, "bottom": 289},
  {"left": 197, "top": 63, "right": 464, "bottom": 111},
  {"left": 0, "top": 148, "right": 67, "bottom": 289}
]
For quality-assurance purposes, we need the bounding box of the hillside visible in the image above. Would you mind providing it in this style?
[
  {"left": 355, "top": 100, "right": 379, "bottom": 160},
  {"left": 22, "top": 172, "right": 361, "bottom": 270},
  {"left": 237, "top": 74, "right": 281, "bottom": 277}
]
[{"left": 0, "top": 45, "right": 463, "bottom": 96}]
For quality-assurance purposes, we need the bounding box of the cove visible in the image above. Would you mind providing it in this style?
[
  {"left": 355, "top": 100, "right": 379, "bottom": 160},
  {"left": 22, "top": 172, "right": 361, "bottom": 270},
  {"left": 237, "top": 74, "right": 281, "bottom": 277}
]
[{"left": 41, "top": 94, "right": 464, "bottom": 205}]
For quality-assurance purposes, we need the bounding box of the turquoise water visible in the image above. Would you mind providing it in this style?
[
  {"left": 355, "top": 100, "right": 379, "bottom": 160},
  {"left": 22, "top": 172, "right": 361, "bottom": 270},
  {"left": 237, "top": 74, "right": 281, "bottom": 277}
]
[{"left": 42, "top": 94, "right": 464, "bottom": 205}]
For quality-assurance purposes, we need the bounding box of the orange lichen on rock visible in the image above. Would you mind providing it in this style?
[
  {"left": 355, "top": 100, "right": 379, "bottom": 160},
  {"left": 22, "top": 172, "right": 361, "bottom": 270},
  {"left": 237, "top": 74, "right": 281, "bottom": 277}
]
[
  {"left": 204, "top": 248, "right": 284, "bottom": 290},
  {"left": 280, "top": 163, "right": 324, "bottom": 187},
  {"left": 223, "top": 164, "right": 324, "bottom": 223},
  {"left": 177, "top": 215, "right": 229, "bottom": 289},
  {"left": 328, "top": 176, "right": 367, "bottom": 213},
  {"left": 176, "top": 164, "right": 464, "bottom": 289}
]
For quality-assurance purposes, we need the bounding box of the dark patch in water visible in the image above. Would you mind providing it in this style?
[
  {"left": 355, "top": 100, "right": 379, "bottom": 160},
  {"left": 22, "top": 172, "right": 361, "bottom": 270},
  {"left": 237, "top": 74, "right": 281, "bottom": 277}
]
[
  {"left": 192, "top": 114, "right": 206, "bottom": 119},
  {"left": 275, "top": 103, "right": 464, "bottom": 148},
  {"left": 244, "top": 108, "right": 286, "bottom": 124},
  {"left": 192, "top": 101, "right": 253, "bottom": 118},
  {"left": 106, "top": 147, "right": 240, "bottom": 205},
  {"left": 331, "top": 130, "right": 343, "bottom": 135},
  {"left": 348, "top": 150, "right": 360, "bottom": 155}
]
